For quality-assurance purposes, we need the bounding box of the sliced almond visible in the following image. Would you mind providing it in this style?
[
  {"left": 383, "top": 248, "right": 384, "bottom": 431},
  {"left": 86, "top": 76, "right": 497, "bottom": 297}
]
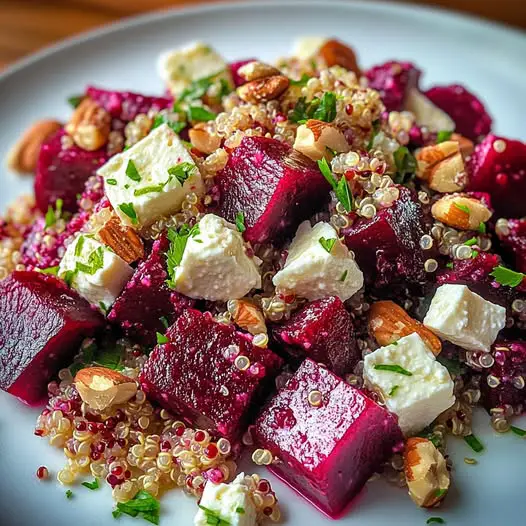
[
  {"left": 230, "top": 299, "right": 267, "bottom": 335},
  {"left": 189, "top": 123, "right": 222, "bottom": 154},
  {"left": 293, "top": 119, "right": 349, "bottom": 161},
  {"left": 318, "top": 39, "right": 361, "bottom": 76},
  {"left": 431, "top": 194, "right": 492, "bottom": 231},
  {"left": 237, "top": 61, "right": 281, "bottom": 82},
  {"left": 404, "top": 437, "right": 450, "bottom": 508},
  {"left": 65, "top": 98, "right": 111, "bottom": 151},
  {"left": 75, "top": 367, "right": 137, "bottom": 411},
  {"left": 98, "top": 215, "right": 145, "bottom": 264},
  {"left": 369, "top": 300, "right": 442, "bottom": 356},
  {"left": 237, "top": 75, "right": 290, "bottom": 104}
]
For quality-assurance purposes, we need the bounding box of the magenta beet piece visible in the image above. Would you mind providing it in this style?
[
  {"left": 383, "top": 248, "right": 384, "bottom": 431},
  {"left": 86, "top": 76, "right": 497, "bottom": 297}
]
[
  {"left": 365, "top": 61, "right": 421, "bottom": 112},
  {"left": 425, "top": 84, "right": 492, "bottom": 141},
  {"left": 215, "top": 136, "right": 330, "bottom": 245},
  {"left": 140, "top": 310, "right": 283, "bottom": 441},
  {"left": 272, "top": 296, "right": 359, "bottom": 377},
  {"left": 230, "top": 59, "right": 257, "bottom": 87},
  {"left": 497, "top": 218, "right": 526, "bottom": 273},
  {"left": 255, "top": 359, "right": 403, "bottom": 517},
  {"left": 34, "top": 129, "right": 109, "bottom": 213},
  {"left": 480, "top": 341, "right": 526, "bottom": 412},
  {"left": 0, "top": 271, "right": 103, "bottom": 405},
  {"left": 466, "top": 135, "right": 526, "bottom": 218},
  {"left": 342, "top": 186, "right": 426, "bottom": 286}
]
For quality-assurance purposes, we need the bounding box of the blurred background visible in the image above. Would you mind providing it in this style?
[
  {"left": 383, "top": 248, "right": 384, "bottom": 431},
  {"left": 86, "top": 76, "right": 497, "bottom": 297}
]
[{"left": 1, "top": 0, "right": 525, "bottom": 68}]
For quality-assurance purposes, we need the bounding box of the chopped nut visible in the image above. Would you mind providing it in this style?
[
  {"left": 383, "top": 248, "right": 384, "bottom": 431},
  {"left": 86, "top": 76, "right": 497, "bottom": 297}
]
[
  {"left": 74, "top": 367, "right": 137, "bottom": 411},
  {"left": 369, "top": 300, "right": 442, "bottom": 356},
  {"left": 431, "top": 194, "right": 492, "bottom": 231},
  {"left": 230, "top": 299, "right": 267, "bottom": 335},
  {"left": 7, "top": 119, "right": 62, "bottom": 174},
  {"left": 65, "top": 98, "right": 111, "bottom": 151},
  {"left": 237, "top": 61, "right": 281, "bottom": 82},
  {"left": 318, "top": 39, "right": 361, "bottom": 76},
  {"left": 404, "top": 437, "right": 450, "bottom": 508},
  {"left": 237, "top": 75, "right": 290, "bottom": 104},
  {"left": 189, "top": 123, "right": 222, "bottom": 154},
  {"left": 98, "top": 214, "right": 145, "bottom": 263},
  {"left": 293, "top": 119, "right": 349, "bottom": 161}
]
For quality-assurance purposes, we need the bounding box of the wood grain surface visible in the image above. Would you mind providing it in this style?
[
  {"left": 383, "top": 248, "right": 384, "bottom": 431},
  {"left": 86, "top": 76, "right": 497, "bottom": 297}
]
[{"left": 0, "top": 0, "right": 525, "bottom": 69}]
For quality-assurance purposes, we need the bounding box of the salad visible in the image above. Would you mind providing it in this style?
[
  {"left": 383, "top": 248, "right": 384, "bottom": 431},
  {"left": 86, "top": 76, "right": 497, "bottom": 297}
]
[{"left": 1, "top": 36, "right": 526, "bottom": 526}]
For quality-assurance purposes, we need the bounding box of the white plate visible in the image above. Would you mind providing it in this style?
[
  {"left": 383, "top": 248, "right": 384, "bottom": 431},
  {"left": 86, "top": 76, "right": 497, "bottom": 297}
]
[{"left": 1, "top": 1, "right": 525, "bottom": 525}]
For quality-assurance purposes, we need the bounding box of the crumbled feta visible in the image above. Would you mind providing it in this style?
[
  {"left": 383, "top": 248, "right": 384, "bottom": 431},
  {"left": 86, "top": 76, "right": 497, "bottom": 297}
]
[
  {"left": 158, "top": 41, "right": 229, "bottom": 97},
  {"left": 172, "top": 214, "right": 261, "bottom": 301},
  {"left": 58, "top": 234, "right": 133, "bottom": 309},
  {"left": 405, "top": 88, "right": 455, "bottom": 133},
  {"left": 423, "top": 284, "right": 506, "bottom": 352},
  {"left": 272, "top": 221, "right": 363, "bottom": 302},
  {"left": 363, "top": 333, "right": 455, "bottom": 436},
  {"left": 194, "top": 473, "right": 257, "bottom": 526},
  {"left": 292, "top": 36, "right": 327, "bottom": 60},
  {"left": 98, "top": 124, "right": 204, "bottom": 229}
]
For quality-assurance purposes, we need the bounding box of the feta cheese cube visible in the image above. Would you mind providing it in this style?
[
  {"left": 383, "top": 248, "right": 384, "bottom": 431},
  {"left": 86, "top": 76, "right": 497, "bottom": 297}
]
[
  {"left": 58, "top": 234, "right": 133, "bottom": 309},
  {"left": 173, "top": 214, "right": 261, "bottom": 301},
  {"left": 272, "top": 221, "right": 363, "bottom": 302},
  {"left": 423, "top": 284, "right": 506, "bottom": 352},
  {"left": 405, "top": 88, "right": 455, "bottom": 133},
  {"left": 292, "top": 36, "right": 328, "bottom": 60},
  {"left": 98, "top": 124, "right": 204, "bottom": 229},
  {"left": 158, "top": 42, "right": 229, "bottom": 97},
  {"left": 363, "top": 333, "right": 455, "bottom": 435},
  {"left": 194, "top": 473, "right": 257, "bottom": 526}
]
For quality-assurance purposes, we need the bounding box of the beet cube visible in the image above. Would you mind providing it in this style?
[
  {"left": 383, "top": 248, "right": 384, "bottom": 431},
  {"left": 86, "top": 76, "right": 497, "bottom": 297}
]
[
  {"left": 215, "top": 136, "right": 330, "bottom": 245},
  {"left": 140, "top": 310, "right": 282, "bottom": 441},
  {"left": 271, "top": 296, "right": 359, "bottom": 377},
  {"left": 497, "top": 218, "right": 526, "bottom": 273},
  {"left": 229, "top": 59, "right": 257, "bottom": 87},
  {"left": 255, "top": 359, "right": 402, "bottom": 517},
  {"left": 0, "top": 271, "right": 103, "bottom": 405}
]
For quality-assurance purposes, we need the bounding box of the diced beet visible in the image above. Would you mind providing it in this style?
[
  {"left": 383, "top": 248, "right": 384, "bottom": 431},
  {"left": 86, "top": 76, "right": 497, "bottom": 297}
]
[
  {"left": 215, "top": 136, "right": 330, "bottom": 245},
  {"left": 342, "top": 186, "right": 426, "bottom": 286},
  {"left": 272, "top": 297, "right": 359, "bottom": 377},
  {"left": 480, "top": 341, "right": 526, "bottom": 412},
  {"left": 255, "top": 359, "right": 403, "bottom": 517},
  {"left": 424, "top": 84, "right": 492, "bottom": 141},
  {"left": 108, "top": 234, "right": 195, "bottom": 346},
  {"left": 34, "top": 129, "right": 109, "bottom": 213},
  {"left": 229, "top": 59, "right": 257, "bottom": 87},
  {"left": 497, "top": 218, "right": 526, "bottom": 273},
  {"left": 0, "top": 271, "right": 103, "bottom": 405},
  {"left": 140, "top": 310, "right": 282, "bottom": 441},
  {"left": 364, "top": 61, "right": 421, "bottom": 112},
  {"left": 466, "top": 135, "right": 526, "bottom": 218}
]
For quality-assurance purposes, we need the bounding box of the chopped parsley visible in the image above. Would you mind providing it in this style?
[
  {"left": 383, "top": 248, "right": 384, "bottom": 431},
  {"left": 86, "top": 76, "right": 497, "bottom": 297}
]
[
  {"left": 125, "top": 160, "right": 142, "bottom": 182},
  {"left": 114, "top": 490, "right": 160, "bottom": 525},
  {"left": 373, "top": 364, "right": 413, "bottom": 376},
  {"left": 289, "top": 74, "right": 310, "bottom": 87},
  {"left": 176, "top": 71, "right": 225, "bottom": 106},
  {"left": 76, "top": 247, "right": 104, "bottom": 276},
  {"left": 99, "top": 302, "right": 108, "bottom": 315},
  {"left": 464, "top": 237, "right": 477, "bottom": 246},
  {"left": 67, "top": 94, "right": 84, "bottom": 108},
  {"left": 106, "top": 178, "right": 118, "bottom": 186},
  {"left": 388, "top": 385, "right": 400, "bottom": 396},
  {"left": 159, "top": 316, "right": 170, "bottom": 329},
  {"left": 510, "top": 425, "right": 526, "bottom": 437},
  {"left": 445, "top": 262, "right": 454, "bottom": 269},
  {"left": 75, "top": 235, "right": 85, "bottom": 257},
  {"left": 156, "top": 332, "right": 169, "bottom": 344},
  {"left": 93, "top": 346, "right": 124, "bottom": 371},
  {"left": 367, "top": 119, "right": 381, "bottom": 150},
  {"left": 62, "top": 270, "right": 77, "bottom": 287},
  {"left": 65, "top": 490, "right": 74, "bottom": 499},
  {"left": 339, "top": 270, "right": 348, "bottom": 282},
  {"left": 434, "top": 488, "right": 447, "bottom": 499},
  {"left": 151, "top": 114, "right": 186, "bottom": 134},
  {"left": 39, "top": 265, "right": 59, "bottom": 276},
  {"left": 235, "top": 211, "right": 246, "bottom": 233},
  {"left": 436, "top": 130, "right": 453, "bottom": 143},
  {"left": 317, "top": 158, "right": 353, "bottom": 212},
  {"left": 82, "top": 479, "right": 100, "bottom": 490},
  {"left": 427, "top": 518, "right": 445, "bottom": 525},
  {"left": 289, "top": 97, "right": 310, "bottom": 123},
  {"left": 235, "top": 507, "right": 245, "bottom": 514},
  {"left": 393, "top": 146, "right": 417, "bottom": 185},
  {"left": 477, "top": 222, "right": 487, "bottom": 234},
  {"left": 490, "top": 265, "right": 525, "bottom": 288},
  {"left": 44, "top": 198, "right": 64, "bottom": 228},
  {"left": 119, "top": 203, "right": 138, "bottom": 225},
  {"left": 436, "top": 355, "right": 467, "bottom": 376},
  {"left": 319, "top": 237, "right": 337, "bottom": 253},
  {"left": 471, "top": 249, "right": 479, "bottom": 258},
  {"left": 167, "top": 162, "right": 196, "bottom": 185},
  {"left": 464, "top": 434, "right": 484, "bottom": 453},
  {"left": 198, "top": 505, "right": 231, "bottom": 526},
  {"left": 187, "top": 105, "right": 217, "bottom": 122},
  {"left": 165, "top": 224, "right": 200, "bottom": 288},
  {"left": 289, "top": 91, "right": 337, "bottom": 123},
  {"left": 134, "top": 184, "right": 165, "bottom": 197},
  {"left": 454, "top": 202, "right": 470, "bottom": 215}
]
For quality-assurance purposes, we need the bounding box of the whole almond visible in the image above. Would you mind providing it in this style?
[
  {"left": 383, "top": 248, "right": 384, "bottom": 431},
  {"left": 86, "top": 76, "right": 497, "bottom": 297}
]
[
  {"left": 318, "top": 39, "right": 361, "bottom": 76},
  {"left": 431, "top": 194, "right": 492, "bottom": 231},
  {"left": 369, "top": 300, "right": 442, "bottom": 356},
  {"left": 7, "top": 119, "right": 62, "bottom": 174},
  {"left": 65, "top": 98, "right": 111, "bottom": 151},
  {"left": 237, "top": 75, "right": 290, "bottom": 104},
  {"left": 98, "top": 215, "right": 145, "bottom": 264},
  {"left": 237, "top": 61, "right": 281, "bottom": 82},
  {"left": 189, "top": 123, "right": 222, "bottom": 154},
  {"left": 294, "top": 119, "right": 349, "bottom": 161},
  {"left": 229, "top": 299, "right": 267, "bottom": 335}
]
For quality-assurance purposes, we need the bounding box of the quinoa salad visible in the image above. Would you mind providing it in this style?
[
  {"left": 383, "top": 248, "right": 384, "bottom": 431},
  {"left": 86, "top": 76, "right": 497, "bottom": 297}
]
[{"left": 1, "top": 37, "right": 526, "bottom": 526}]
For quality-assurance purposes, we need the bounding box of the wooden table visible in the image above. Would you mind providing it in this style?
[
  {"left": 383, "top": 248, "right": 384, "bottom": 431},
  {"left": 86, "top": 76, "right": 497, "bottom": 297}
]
[{"left": 1, "top": 0, "right": 525, "bottom": 69}]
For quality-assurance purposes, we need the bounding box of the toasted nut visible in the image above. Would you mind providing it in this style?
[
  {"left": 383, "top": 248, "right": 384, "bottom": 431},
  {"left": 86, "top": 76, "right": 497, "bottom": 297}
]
[
  {"left": 65, "top": 98, "right": 111, "bottom": 151},
  {"left": 293, "top": 119, "right": 349, "bottom": 161},
  {"left": 451, "top": 133, "right": 474, "bottom": 158},
  {"left": 230, "top": 299, "right": 267, "bottom": 335},
  {"left": 237, "top": 61, "right": 281, "bottom": 82},
  {"left": 98, "top": 215, "right": 145, "bottom": 264},
  {"left": 237, "top": 75, "right": 290, "bottom": 104},
  {"left": 75, "top": 367, "right": 137, "bottom": 411},
  {"left": 189, "top": 123, "right": 222, "bottom": 154},
  {"left": 431, "top": 194, "right": 492, "bottom": 231},
  {"left": 7, "top": 120, "right": 62, "bottom": 174},
  {"left": 369, "top": 300, "right": 442, "bottom": 356},
  {"left": 404, "top": 437, "right": 450, "bottom": 508},
  {"left": 318, "top": 39, "right": 361, "bottom": 76}
]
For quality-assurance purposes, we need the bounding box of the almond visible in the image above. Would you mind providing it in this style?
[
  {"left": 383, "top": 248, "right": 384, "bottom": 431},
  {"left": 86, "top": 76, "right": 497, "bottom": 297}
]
[
  {"left": 7, "top": 119, "right": 62, "bottom": 174},
  {"left": 98, "top": 215, "right": 144, "bottom": 264},
  {"left": 369, "top": 300, "right": 442, "bottom": 356},
  {"left": 293, "top": 119, "right": 349, "bottom": 161},
  {"left": 75, "top": 367, "right": 137, "bottom": 411},
  {"left": 451, "top": 133, "right": 474, "bottom": 158},
  {"left": 189, "top": 123, "right": 222, "bottom": 154},
  {"left": 237, "top": 61, "right": 281, "bottom": 82},
  {"left": 318, "top": 39, "right": 361, "bottom": 76},
  {"left": 229, "top": 299, "right": 267, "bottom": 335},
  {"left": 404, "top": 437, "right": 450, "bottom": 508},
  {"left": 65, "top": 97, "right": 111, "bottom": 151},
  {"left": 431, "top": 194, "right": 492, "bottom": 231},
  {"left": 237, "top": 75, "right": 290, "bottom": 104}
]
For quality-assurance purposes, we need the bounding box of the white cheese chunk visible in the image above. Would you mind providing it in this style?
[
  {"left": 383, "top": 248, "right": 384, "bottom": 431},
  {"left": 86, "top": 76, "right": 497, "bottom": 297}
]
[
  {"left": 173, "top": 214, "right": 261, "bottom": 301},
  {"left": 292, "top": 36, "right": 328, "bottom": 60},
  {"left": 98, "top": 124, "right": 204, "bottom": 230},
  {"left": 405, "top": 88, "right": 455, "bottom": 133},
  {"left": 363, "top": 333, "right": 455, "bottom": 436},
  {"left": 272, "top": 221, "right": 363, "bottom": 302},
  {"left": 194, "top": 473, "right": 257, "bottom": 526},
  {"left": 158, "top": 41, "right": 229, "bottom": 97},
  {"left": 58, "top": 234, "right": 133, "bottom": 310},
  {"left": 423, "top": 283, "right": 506, "bottom": 352}
]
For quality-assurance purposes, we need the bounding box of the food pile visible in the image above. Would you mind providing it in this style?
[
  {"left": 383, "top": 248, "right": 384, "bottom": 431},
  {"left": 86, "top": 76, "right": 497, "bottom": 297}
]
[{"left": 1, "top": 37, "right": 526, "bottom": 525}]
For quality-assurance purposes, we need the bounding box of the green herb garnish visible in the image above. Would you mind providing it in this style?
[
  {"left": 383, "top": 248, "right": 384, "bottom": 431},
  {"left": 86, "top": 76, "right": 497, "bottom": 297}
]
[
  {"left": 367, "top": 119, "right": 381, "bottom": 150},
  {"left": 454, "top": 202, "right": 470, "bottom": 215},
  {"left": 94, "top": 346, "right": 124, "bottom": 371},
  {"left": 151, "top": 114, "right": 186, "bottom": 134},
  {"left": 167, "top": 162, "right": 196, "bottom": 185},
  {"left": 39, "top": 265, "right": 59, "bottom": 276},
  {"left": 311, "top": 91, "right": 337, "bottom": 122},
  {"left": 99, "top": 302, "right": 108, "bottom": 315},
  {"left": 317, "top": 158, "right": 353, "bottom": 211},
  {"left": 65, "top": 490, "right": 74, "bottom": 499},
  {"left": 477, "top": 222, "right": 487, "bottom": 234},
  {"left": 464, "top": 434, "right": 484, "bottom": 453},
  {"left": 388, "top": 385, "right": 400, "bottom": 396},
  {"left": 445, "top": 262, "right": 454, "bottom": 269},
  {"left": 82, "top": 479, "right": 100, "bottom": 490},
  {"left": 156, "top": 332, "right": 169, "bottom": 344},
  {"left": 339, "top": 270, "right": 348, "bottom": 282},
  {"left": 160, "top": 316, "right": 170, "bottom": 329},
  {"left": 471, "top": 250, "right": 479, "bottom": 258},
  {"left": 373, "top": 364, "right": 413, "bottom": 376},
  {"left": 76, "top": 247, "right": 104, "bottom": 276},
  {"left": 134, "top": 184, "right": 165, "bottom": 197},
  {"left": 67, "top": 95, "right": 84, "bottom": 108},
  {"left": 176, "top": 71, "right": 225, "bottom": 106},
  {"left": 187, "top": 106, "right": 217, "bottom": 122},
  {"left": 235, "top": 211, "right": 246, "bottom": 233},
  {"left": 464, "top": 237, "right": 477, "bottom": 246},
  {"left": 427, "top": 518, "right": 445, "bottom": 525},
  {"left": 289, "top": 97, "right": 309, "bottom": 123},
  {"left": 319, "top": 237, "right": 337, "bottom": 253},
  {"left": 490, "top": 265, "right": 525, "bottom": 288},
  {"left": 434, "top": 488, "right": 447, "bottom": 499},
  {"left": 510, "top": 425, "right": 526, "bottom": 437},
  {"left": 436, "top": 130, "right": 453, "bottom": 143},
  {"left": 236, "top": 507, "right": 245, "bottom": 514},
  {"left": 289, "top": 74, "right": 310, "bottom": 87},
  {"left": 106, "top": 178, "right": 118, "bottom": 186},
  {"left": 436, "top": 355, "right": 467, "bottom": 376},
  {"left": 165, "top": 224, "right": 200, "bottom": 288},
  {"left": 198, "top": 505, "right": 231, "bottom": 526},
  {"left": 318, "top": 158, "right": 337, "bottom": 187},
  {"left": 393, "top": 146, "right": 417, "bottom": 185},
  {"left": 62, "top": 270, "right": 77, "bottom": 287},
  {"left": 45, "top": 198, "right": 64, "bottom": 228},
  {"left": 115, "top": 490, "right": 160, "bottom": 525},
  {"left": 119, "top": 203, "right": 138, "bottom": 225},
  {"left": 125, "top": 160, "right": 142, "bottom": 182},
  {"left": 75, "top": 235, "right": 86, "bottom": 257}
]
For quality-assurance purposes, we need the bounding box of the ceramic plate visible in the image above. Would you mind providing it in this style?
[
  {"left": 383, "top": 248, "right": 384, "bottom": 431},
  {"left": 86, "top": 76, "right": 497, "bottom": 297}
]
[{"left": 1, "top": 1, "right": 525, "bottom": 525}]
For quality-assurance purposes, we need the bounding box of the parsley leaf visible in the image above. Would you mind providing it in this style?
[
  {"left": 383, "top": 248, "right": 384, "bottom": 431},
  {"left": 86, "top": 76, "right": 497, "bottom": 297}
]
[
  {"left": 125, "top": 160, "right": 141, "bottom": 182},
  {"left": 317, "top": 158, "right": 337, "bottom": 189},
  {"left": 198, "top": 505, "right": 231, "bottom": 526},
  {"left": 435, "top": 488, "right": 447, "bottom": 499},
  {"left": 388, "top": 385, "right": 400, "bottom": 396},
  {"left": 167, "top": 162, "right": 196, "bottom": 185},
  {"left": 289, "top": 74, "right": 310, "bottom": 87},
  {"left": 339, "top": 270, "right": 348, "bottom": 282},
  {"left": 319, "top": 237, "right": 337, "bottom": 253},
  {"left": 176, "top": 71, "right": 224, "bottom": 106},
  {"left": 116, "top": 490, "right": 160, "bottom": 525},
  {"left": 39, "top": 265, "right": 59, "bottom": 276},
  {"left": 187, "top": 106, "right": 217, "bottom": 122},
  {"left": 65, "top": 490, "right": 74, "bottom": 499},
  {"left": 159, "top": 316, "right": 170, "bottom": 329},
  {"left": 134, "top": 184, "right": 165, "bottom": 197},
  {"left": 454, "top": 202, "right": 470, "bottom": 214},
  {"left": 74, "top": 235, "right": 85, "bottom": 257},
  {"left": 510, "top": 425, "right": 526, "bottom": 437},
  {"left": 436, "top": 130, "right": 453, "bottom": 143},
  {"left": 151, "top": 114, "right": 186, "bottom": 134},
  {"left": 76, "top": 247, "right": 104, "bottom": 276},
  {"left": 119, "top": 203, "right": 138, "bottom": 225},
  {"left": 311, "top": 91, "right": 337, "bottom": 122},
  {"left": 82, "top": 479, "right": 100, "bottom": 490},
  {"left": 165, "top": 224, "right": 200, "bottom": 288},
  {"left": 464, "top": 434, "right": 484, "bottom": 453},
  {"left": 393, "top": 146, "right": 417, "bottom": 184},
  {"left": 235, "top": 507, "right": 245, "bottom": 514},
  {"left": 289, "top": 97, "right": 309, "bottom": 123},
  {"left": 235, "top": 211, "right": 246, "bottom": 233},
  {"left": 106, "top": 178, "right": 118, "bottom": 186},
  {"left": 94, "top": 346, "right": 124, "bottom": 371},
  {"left": 464, "top": 237, "right": 477, "bottom": 246},
  {"left": 427, "top": 518, "right": 445, "bottom": 525},
  {"left": 490, "top": 265, "right": 525, "bottom": 287},
  {"left": 373, "top": 364, "right": 413, "bottom": 376},
  {"left": 477, "top": 222, "right": 487, "bottom": 234},
  {"left": 45, "top": 199, "right": 64, "bottom": 228},
  {"left": 67, "top": 95, "right": 84, "bottom": 108},
  {"left": 156, "top": 332, "right": 169, "bottom": 344},
  {"left": 335, "top": 174, "right": 353, "bottom": 212}
]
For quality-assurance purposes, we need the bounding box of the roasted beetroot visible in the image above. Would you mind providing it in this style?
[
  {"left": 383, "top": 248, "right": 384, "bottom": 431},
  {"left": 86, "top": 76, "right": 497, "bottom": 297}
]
[
  {"left": 255, "top": 359, "right": 403, "bottom": 517},
  {"left": 229, "top": 59, "right": 257, "bottom": 87},
  {"left": 34, "top": 129, "right": 109, "bottom": 213},
  {"left": 365, "top": 61, "right": 421, "bottom": 112},
  {"left": 424, "top": 84, "right": 492, "bottom": 141},
  {"left": 272, "top": 296, "right": 359, "bottom": 377},
  {"left": 342, "top": 186, "right": 426, "bottom": 286},
  {"left": 0, "top": 271, "right": 103, "bottom": 404},
  {"left": 140, "top": 310, "right": 282, "bottom": 441},
  {"left": 496, "top": 219, "right": 526, "bottom": 274},
  {"left": 215, "top": 136, "right": 330, "bottom": 245},
  {"left": 466, "top": 135, "right": 526, "bottom": 218}
]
